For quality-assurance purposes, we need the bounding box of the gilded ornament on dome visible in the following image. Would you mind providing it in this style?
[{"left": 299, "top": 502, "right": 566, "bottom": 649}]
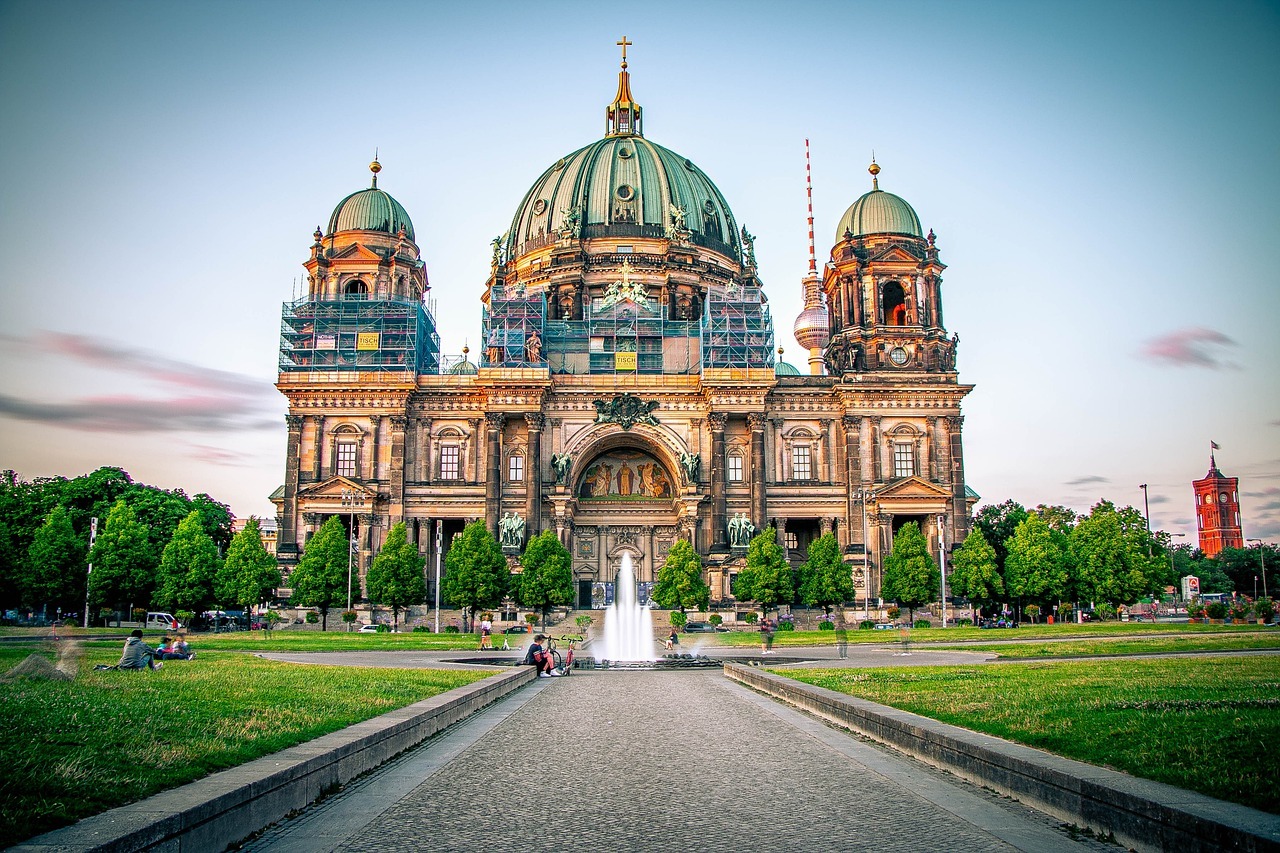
[{"left": 600, "top": 260, "right": 652, "bottom": 310}]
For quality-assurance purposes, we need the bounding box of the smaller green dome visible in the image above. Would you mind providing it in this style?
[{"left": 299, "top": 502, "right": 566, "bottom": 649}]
[
  {"left": 328, "top": 188, "right": 415, "bottom": 241},
  {"left": 835, "top": 188, "right": 922, "bottom": 240},
  {"left": 775, "top": 361, "right": 802, "bottom": 376},
  {"left": 449, "top": 359, "right": 478, "bottom": 375}
]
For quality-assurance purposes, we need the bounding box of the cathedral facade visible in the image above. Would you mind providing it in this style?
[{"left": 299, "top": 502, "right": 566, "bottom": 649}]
[{"left": 271, "top": 49, "right": 975, "bottom": 608}]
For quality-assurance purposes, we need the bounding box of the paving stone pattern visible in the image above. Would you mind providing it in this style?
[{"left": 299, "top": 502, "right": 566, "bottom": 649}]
[{"left": 288, "top": 670, "right": 1091, "bottom": 852}]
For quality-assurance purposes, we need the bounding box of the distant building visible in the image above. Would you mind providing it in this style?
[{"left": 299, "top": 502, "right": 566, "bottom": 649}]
[
  {"left": 231, "top": 517, "right": 278, "bottom": 557},
  {"left": 271, "top": 47, "right": 974, "bottom": 606},
  {"left": 1192, "top": 450, "right": 1243, "bottom": 558}
]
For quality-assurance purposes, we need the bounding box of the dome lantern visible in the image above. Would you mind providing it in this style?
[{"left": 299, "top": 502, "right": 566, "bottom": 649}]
[
  {"left": 605, "top": 36, "right": 643, "bottom": 138},
  {"left": 833, "top": 160, "right": 922, "bottom": 240}
]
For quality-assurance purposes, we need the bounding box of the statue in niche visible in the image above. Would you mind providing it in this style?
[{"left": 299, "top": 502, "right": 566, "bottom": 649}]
[
  {"left": 500, "top": 512, "right": 525, "bottom": 549},
  {"left": 675, "top": 293, "right": 694, "bottom": 320},
  {"left": 559, "top": 291, "right": 575, "bottom": 320},
  {"left": 679, "top": 450, "right": 700, "bottom": 484},
  {"left": 727, "top": 513, "right": 755, "bottom": 548},
  {"left": 551, "top": 453, "right": 572, "bottom": 485}
]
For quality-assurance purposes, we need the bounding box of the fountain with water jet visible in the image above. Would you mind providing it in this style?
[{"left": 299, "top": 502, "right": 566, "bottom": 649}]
[{"left": 597, "top": 552, "right": 656, "bottom": 662}]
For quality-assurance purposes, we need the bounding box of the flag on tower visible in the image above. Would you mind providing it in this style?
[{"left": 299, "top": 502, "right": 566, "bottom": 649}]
[{"left": 1211, "top": 441, "right": 1220, "bottom": 449}]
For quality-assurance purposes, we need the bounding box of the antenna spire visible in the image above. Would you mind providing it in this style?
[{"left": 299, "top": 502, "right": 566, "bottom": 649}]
[{"left": 805, "top": 138, "right": 817, "bottom": 274}]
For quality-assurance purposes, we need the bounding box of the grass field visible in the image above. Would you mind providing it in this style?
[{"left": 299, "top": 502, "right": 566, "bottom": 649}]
[
  {"left": 933, "top": 633, "right": 1280, "bottom": 658},
  {"left": 1, "top": 627, "right": 549, "bottom": 653},
  {"left": 782, "top": 655, "right": 1280, "bottom": 814},
  {"left": 0, "top": 645, "right": 495, "bottom": 847},
  {"left": 712, "top": 621, "right": 1274, "bottom": 647}
]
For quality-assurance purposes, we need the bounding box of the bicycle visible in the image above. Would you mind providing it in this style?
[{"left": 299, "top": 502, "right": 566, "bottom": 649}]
[{"left": 544, "top": 635, "right": 580, "bottom": 675}]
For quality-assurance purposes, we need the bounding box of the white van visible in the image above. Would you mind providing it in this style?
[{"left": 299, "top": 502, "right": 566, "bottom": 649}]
[{"left": 146, "top": 612, "right": 178, "bottom": 629}]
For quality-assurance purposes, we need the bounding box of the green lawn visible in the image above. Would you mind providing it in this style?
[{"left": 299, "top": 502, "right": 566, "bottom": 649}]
[
  {"left": 711, "top": 621, "right": 1273, "bottom": 647},
  {"left": 1, "top": 627, "right": 539, "bottom": 653},
  {"left": 0, "top": 646, "right": 495, "bottom": 847},
  {"left": 782, "top": 655, "right": 1280, "bottom": 814},
  {"left": 932, "top": 634, "right": 1280, "bottom": 658}
]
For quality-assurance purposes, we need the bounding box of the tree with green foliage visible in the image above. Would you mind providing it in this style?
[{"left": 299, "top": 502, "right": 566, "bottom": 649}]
[
  {"left": 1004, "top": 513, "right": 1069, "bottom": 612},
  {"left": 24, "top": 506, "right": 86, "bottom": 617},
  {"left": 1214, "top": 544, "right": 1279, "bottom": 596},
  {"left": 155, "top": 511, "right": 221, "bottom": 613},
  {"left": 366, "top": 522, "right": 427, "bottom": 630},
  {"left": 652, "top": 538, "right": 709, "bottom": 613},
  {"left": 1034, "top": 504, "right": 1078, "bottom": 533},
  {"left": 290, "top": 516, "right": 353, "bottom": 630},
  {"left": 732, "top": 527, "right": 792, "bottom": 616},
  {"left": 1069, "top": 500, "right": 1160, "bottom": 606},
  {"left": 87, "top": 500, "right": 155, "bottom": 622},
  {"left": 798, "top": 533, "right": 853, "bottom": 617},
  {"left": 972, "top": 499, "right": 1028, "bottom": 606},
  {"left": 443, "top": 520, "right": 509, "bottom": 631},
  {"left": 216, "top": 517, "right": 281, "bottom": 616},
  {"left": 880, "top": 522, "right": 939, "bottom": 624},
  {"left": 516, "top": 530, "right": 574, "bottom": 629},
  {"left": 948, "top": 527, "right": 1003, "bottom": 616}
]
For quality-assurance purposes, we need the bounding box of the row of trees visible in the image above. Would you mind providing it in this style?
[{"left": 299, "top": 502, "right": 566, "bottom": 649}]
[{"left": 0, "top": 467, "right": 245, "bottom": 620}]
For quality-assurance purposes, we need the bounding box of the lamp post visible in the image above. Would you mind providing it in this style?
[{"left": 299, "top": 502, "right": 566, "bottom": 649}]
[
  {"left": 434, "top": 520, "right": 443, "bottom": 633},
  {"left": 340, "top": 488, "right": 366, "bottom": 628},
  {"left": 937, "top": 513, "right": 948, "bottom": 629},
  {"left": 854, "top": 489, "right": 876, "bottom": 620},
  {"left": 1247, "top": 539, "right": 1268, "bottom": 598},
  {"left": 1139, "top": 484, "right": 1152, "bottom": 558},
  {"left": 1164, "top": 532, "right": 1185, "bottom": 619}
]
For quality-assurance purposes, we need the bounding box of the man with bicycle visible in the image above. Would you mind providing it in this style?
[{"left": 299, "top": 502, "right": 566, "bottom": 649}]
[{"left": 527, "top": 634, "right": 560, "bottom": 677}]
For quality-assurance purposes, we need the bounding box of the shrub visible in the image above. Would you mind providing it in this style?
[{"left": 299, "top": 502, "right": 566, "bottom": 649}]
[
  {"left": 132, "top": 608, "right": 146, "bottom": 622},
  {"left": 412, "top": 625, "right": 430, "bottom": 632},
  {"left": 914, "top": 619, "right": 932, "bottom": 629},
  {"left": 1095, "top": 603, "right": 1117, "bottom": 621},
  {"left": 956, "top": 617, "right": 973, "bottom": 627},
  {"left": 305, "top": 612, "right": 319, "bottom": 624},
  {"left": 670, "top": 611, "right": 688, "bottom": 628},
  {"left": 886, "top": 606, "right": 901, "bottom": 620},
  {"left": 775, "top": 618, "right": 795, "bottom": 631},
  {"left": 1058, "top": 606, "right": 1074, "bottom": 623},
  {"left": 175, "top": 610, "right": 194, "bottom": 624},
  {"left": 444, "top": 624, "right": 460, "bottom": 633},
  {"left": 743, "top": 611, "right": 759, "bottom": 624},
  {"left": 265, "top": 611, "right": 281, "bottom": 627},
  {"left": 1024, "top": 604, "right": 1041, "bottom": 623},
  {"left": 1187, "top": 600, "right": 1206, "bottom": 619},
  {"left": 524, "top": 613, "right": 539, "bottom": 626},
  {"left": 1255, "top": 597, "right": 1274, "bottom": 623},
  {"left": 818, "top": 620, "right": 835, "bottom": 631},
  {"left": 1205, "top": 602, "right": 1227, "bottom": 620},
  {"left": 708, "top": 614, "right": 723, "bottom": 626},
  {"left": 1229, "top": 601, "right": 1248, "bottom": 622},
  {"left": 341, "top": 610, "right": 358, "bottom": 624},
  {"left": 376, "top": 623, "right": 391, "bottom": 633},
  {"left": 858, "top": 620, "right": 875, "bottom": 630},
  {"left": 575, "top": 614, "right": 592, "bottom": 629}
]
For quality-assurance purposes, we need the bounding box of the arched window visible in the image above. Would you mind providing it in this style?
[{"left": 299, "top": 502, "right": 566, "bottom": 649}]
[
  {"left": 344, "top": 279, "right": 368, "bottom": 300},
  {"left": 883, "top": 281, "right": 907, "bottom": 326}
]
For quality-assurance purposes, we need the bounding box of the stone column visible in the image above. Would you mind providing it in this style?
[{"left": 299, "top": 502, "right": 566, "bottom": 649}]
[
  {"left": 280, "top": 415, "right": 304, "bottom": 554},
  {"left": 389, "top": 416, "right": 406, "bottom": 526},
  {"left": 842, "top": 415, "right": 860, "bottom": 547},
  {"left": 312, "top": 415, "right": 324, "bottom": 481},
  {"left": 468, "top": 418, "right": 482, "bottom": 483},
  {"left": 484, "top": 413, "right": 505, "bottom": 537},
  {"left": 820, "top": 419, "right": 833, "bottom": 482},
  {"left": 775, "top": 515, "right": 787, "bottom": 550},
  {"left": 368, "top": 417, "right": 384, "bottom": 482},
  {"left": 418, "top": 417, "right": 432, "bottom": 484},
  {"left": 748, "top": 413, "right": 766, "bottom": 530},
  {"left": 525, "top": 413, "right": 544, "bottom": 538},
  {"left": 947, "top": 415, "right": 968, "bottom": 537},
  {"left": 709, "top": 412, "right": 727, "bottom": 549},
  {"left": 870, "top": 416, "right": 883, "bottom": 482}
]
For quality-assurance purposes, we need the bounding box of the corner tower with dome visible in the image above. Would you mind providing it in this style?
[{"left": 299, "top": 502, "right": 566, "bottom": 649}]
[{"left": 272, "top": 44, "right": 973, "bottom": 613}]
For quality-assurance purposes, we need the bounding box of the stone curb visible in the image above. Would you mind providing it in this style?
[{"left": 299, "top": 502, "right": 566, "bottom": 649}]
[
  {"left": 14, "top": 666, "right": 535, "bottom": 852},
  {"left": 724, "top": 663, "right": 1280, "bottom": 853}
]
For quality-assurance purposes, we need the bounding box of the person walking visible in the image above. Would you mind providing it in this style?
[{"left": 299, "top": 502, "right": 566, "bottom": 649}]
[
  {"left": 760, "top": 615, "right": 774, "bottom": 655},
  {"left": 479, "top": 616, "right": 493, "bottom": 651}
]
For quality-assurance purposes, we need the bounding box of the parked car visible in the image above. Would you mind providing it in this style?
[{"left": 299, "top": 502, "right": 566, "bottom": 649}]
[
  {"left": 358, "top": 623, "right": 380, "bottom": 633},
  {"left": 503, "top": 625, "right": 531, "bottom": 634},
  {"left": 683, "top": 622, "right": 717, "bottom": 633}
]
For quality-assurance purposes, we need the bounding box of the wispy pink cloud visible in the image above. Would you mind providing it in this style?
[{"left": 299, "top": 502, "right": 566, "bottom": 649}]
[{"left": 1140, "top": 327, "right": 1238, "bottom": 369}]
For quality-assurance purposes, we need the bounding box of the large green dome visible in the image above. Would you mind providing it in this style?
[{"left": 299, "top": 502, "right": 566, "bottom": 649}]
[
  {"left": 328, "top": 187, "right": 415, "bottom": 241},
  {"left": 834, "top": 187, "right": 922, "bottom": 241},
  {"left": 506, "top": 135, "right": 740, "bottom": 261}
]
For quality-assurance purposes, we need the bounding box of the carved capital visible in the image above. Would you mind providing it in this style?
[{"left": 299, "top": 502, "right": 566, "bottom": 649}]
[
  {"left": 524, "top": 412, "right": 545, "bottom": 431},
  {"left": 707, "top": 412, "right": 727, "bottom": 431},
  {"left": 841, "top": 414, "right": 860, "bottom": 433},
  {"left": 485, "top": 413, "right": 506, "bottom": 430},
  {"left": 390, "top": 415, "right": 408, "bottom": 431},
  {"left": 747, "top": 413, "right": 766, "bottom": 431},
  {"left": 286, "top": 414, "right": 304, "bottom": 430},
  {"left": 945, "top": 415, "right": 964, "bottom": 431}
]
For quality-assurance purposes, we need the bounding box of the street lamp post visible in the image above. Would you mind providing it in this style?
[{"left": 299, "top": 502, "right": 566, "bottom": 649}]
[
  {"left": 434, "top": 520, "right": 443, "bottom": 633},
  {"left": 340, "top": 488, "right": 365, "bottom": 628},
  {"left": 1247, "top": 539, "right": 1268, "bottom": 598},
  {"left": 1164, "top": 532, "right": 1185, "bottom": 618},
  {"left": 855, "top": 489, "right": 875, "bottom": 620},
  {"left": 937, "top": 514, "right": 948, "bottom": 629},
  {"left": 1139, "top": 484, "right": 1152, "bottom": 558}
]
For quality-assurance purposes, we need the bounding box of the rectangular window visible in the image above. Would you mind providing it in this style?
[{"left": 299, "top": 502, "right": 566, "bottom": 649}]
[
  {"left": 728, "top": 454, "right": 743, "bottom": 482},
  {"left": 616, "top": 245, "right": 634, "bottom": 254},
  {"left": 509, "top": 454, "right": 524, "bottom": 482},
  {"left": 785, "top": 531, "right": 798, "bottom": 550},
  {"left": 791, "top": 445, "right": 812, "bottom": 480},
  {"left": 336, "top": 443, "right": 357, "bottom": 478},
  {"left": 440, "top": 445, "right": 460, "bottom": 480},
  {"left": 893, "top": 443, "right": 914, "bottom": 479}
]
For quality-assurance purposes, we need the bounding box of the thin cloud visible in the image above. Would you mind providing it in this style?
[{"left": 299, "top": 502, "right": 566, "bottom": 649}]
[
  {"left": 188, "top": 444, "right": 252, "bottom": 467},
  {"left": 1148, "top": 494, "right": 1170, "bottom": 505},
  {"left": 0, "top": 332, "right": 279, "bottom": 434},
  {"left": 1140, "top": 327, "right": 1238, "bottom": 369},
  {"left": 1066, "top": 475, "right": 1109, "bottom": 486}
]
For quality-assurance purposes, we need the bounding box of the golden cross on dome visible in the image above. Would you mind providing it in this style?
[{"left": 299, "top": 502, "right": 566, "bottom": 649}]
[{"left": 617, "top": 36, "right": 632, "bottom": 68}]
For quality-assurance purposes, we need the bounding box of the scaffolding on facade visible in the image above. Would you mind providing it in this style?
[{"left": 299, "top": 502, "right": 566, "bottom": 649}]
[
  {"left": 482, "top": 286, "right": 547, "bottom": 368},
  {"left": 279, "top": 296, "right": 441, "bottom": 375},
  {"left": 700, "top": 284, "right": 775, "bottom": 369}
]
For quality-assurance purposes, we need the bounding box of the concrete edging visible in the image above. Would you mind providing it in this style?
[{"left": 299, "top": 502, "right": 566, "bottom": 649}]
[
  {"left": 724, "top": 663, "right": 1280, "bottom": 853},
  {"left": 15, "top": 665, "right": 535, "bottom": 852}
]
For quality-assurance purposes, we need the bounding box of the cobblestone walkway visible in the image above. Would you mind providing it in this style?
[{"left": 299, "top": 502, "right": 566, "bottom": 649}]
[{"left": 247, "top": 670, "right": 1111, "bottom": 853}]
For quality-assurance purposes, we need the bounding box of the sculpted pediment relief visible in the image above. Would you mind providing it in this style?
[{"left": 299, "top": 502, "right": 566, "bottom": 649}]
[
  {"left": 875, "top": 476, "right": 951, "bottom": 500},
  {"left": 297, "top": 476, "right": 376, "bottom": 501},
  {"left": 869, "top": 245, "right": 921, "bottom": 263},
  {"left": 331, "top": 243, "right": 383, "bottom": 262}
]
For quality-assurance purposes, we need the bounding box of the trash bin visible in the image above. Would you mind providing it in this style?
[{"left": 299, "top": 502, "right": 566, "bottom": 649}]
[{"left": 1047, "top": 615, "right": 1054, "bottom": 624}]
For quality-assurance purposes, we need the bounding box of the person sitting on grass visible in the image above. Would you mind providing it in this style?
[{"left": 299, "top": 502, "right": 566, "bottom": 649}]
[
  {"left": 157, "top": 635, "right": 195, "bottom": 660},
  {"left": 118, "top": 629, "right": 162, "bottom": 671}
]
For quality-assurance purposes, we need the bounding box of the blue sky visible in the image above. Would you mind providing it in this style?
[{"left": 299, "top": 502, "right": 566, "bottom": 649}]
[{"left": 1, "top": 0, "right": 1277, "bottom": 541}]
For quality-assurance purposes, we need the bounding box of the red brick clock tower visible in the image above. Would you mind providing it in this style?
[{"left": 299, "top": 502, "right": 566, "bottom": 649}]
[{"left": 1193, "top": 447, "right": 1244, "bottom": 558}]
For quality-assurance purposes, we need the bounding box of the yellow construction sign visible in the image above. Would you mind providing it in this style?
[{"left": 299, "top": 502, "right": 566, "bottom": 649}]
[{"left": 615, "top": 351, "right": 637, "bottom": 371}]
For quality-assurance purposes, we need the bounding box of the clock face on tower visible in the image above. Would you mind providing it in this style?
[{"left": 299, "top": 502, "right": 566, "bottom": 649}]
[{"left": 889, "top": 346, "right": 908, "bottom": 366}]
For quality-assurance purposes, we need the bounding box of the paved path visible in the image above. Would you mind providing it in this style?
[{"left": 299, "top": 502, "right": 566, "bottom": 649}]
[{"left": 245, "top": 667, "right": 1113, "bottom": 853}]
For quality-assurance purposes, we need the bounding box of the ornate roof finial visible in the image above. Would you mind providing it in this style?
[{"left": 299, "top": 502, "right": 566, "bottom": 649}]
[
  {"left": 370, "top": 149, "right": 382, "bottom": 188},
  {"left": 869, "top": 153, "right": 880, "bottom": 191},
  {"left": 606, "top": 37, "right": 642, "bottom": 137}
]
